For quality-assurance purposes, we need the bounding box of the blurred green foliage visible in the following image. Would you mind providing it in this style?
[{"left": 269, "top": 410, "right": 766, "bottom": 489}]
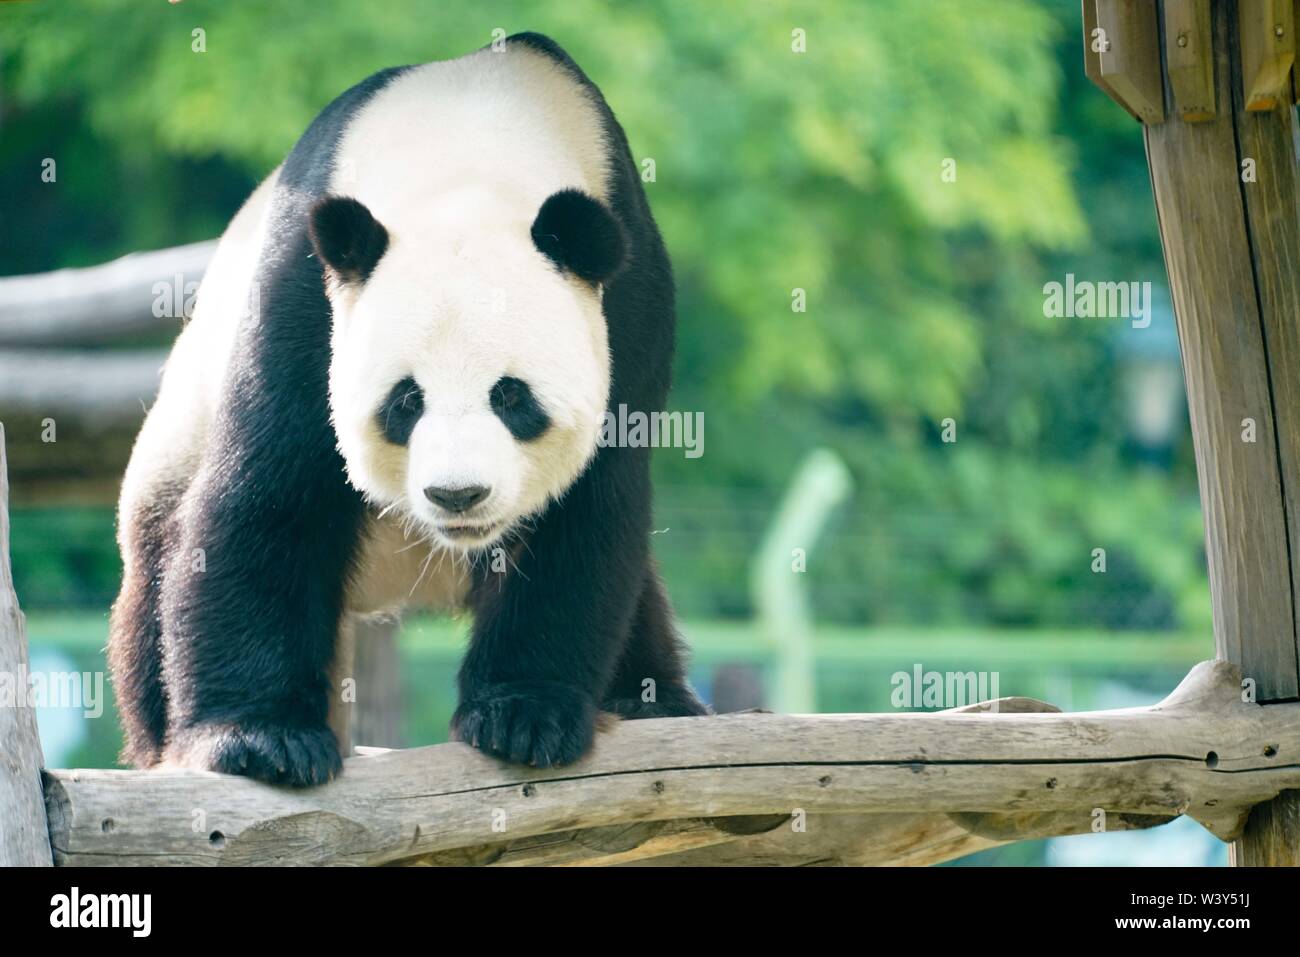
[{"left": 0, "top": 0, "right": 1208, "bottom": 631}]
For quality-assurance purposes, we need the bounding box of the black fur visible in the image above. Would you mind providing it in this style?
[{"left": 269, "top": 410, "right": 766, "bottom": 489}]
[
  {"left": 530, "top": 187, "right": 626, "bottom": 283},
  {"left": 106, "top": 489, "right": 184, "bottom": 767},
  {"left": 109, "top": 37, "right": 709, "bottom": 786},
  {"left": 489, "top": 376, "right": 549, "bottom": 441},
  {"left": 376, "top": 376, "right": 424, "bottom": 446},
  {"left": 109, "top": 66, "right": 408, "bottom": 784},
  {"left": 308, "top": 196, "right": 389, "bottom": 283},
  {"left": 451, "top": 33, "right": 710, "bottom": 767}
]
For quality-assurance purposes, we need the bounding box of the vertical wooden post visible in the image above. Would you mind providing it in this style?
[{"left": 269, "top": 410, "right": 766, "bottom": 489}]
[
  {"left": 0, "top": 423, "right": 55, "bottom": 865},
  {"left": 1109, "top": 0, "right": 1300, "bottom": 864},
  {"left": 351, "top": 615, "right": 405, "bottom": 749},
  {"left": 328, "top": 614, "right": 407, "bottom": 753}
]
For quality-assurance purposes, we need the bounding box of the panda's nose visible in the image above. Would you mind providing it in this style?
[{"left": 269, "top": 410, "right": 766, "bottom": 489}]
[{"left": 424, "top": 484, "right": 490, "bottom": 513}]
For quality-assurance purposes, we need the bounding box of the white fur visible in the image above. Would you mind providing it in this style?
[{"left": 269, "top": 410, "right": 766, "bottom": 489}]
[
  {"left": 119, "top": 44, "right": 612, "bottom": 618},
  {"left": 326, "top": 47, "right": 612, "bottom": 559}
]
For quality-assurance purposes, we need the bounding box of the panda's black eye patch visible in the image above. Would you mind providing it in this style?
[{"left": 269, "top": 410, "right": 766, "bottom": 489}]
[
  {"left": 376, "top": 376, "right": 424, "bottom": 446},
  {"left": 490, "top": 376, "right": 549, "bottom": 441}
]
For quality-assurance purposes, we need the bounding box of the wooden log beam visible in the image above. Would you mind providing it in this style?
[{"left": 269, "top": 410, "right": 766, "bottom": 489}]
[
  {"left": 43, "top": 660, "right": 1300, "bottom": 866},
  {"left": 350, "top": 615, "right": 406, "bottom": 750},
  {"left": 0, "top": 349, "right": 167, "bottom": 420},
  {"left": 1132, "top": 0, "right": 1300, "bottom": 865},
  {"left": 1238, "top": 0, "right": 1295, "bottom": 110},
  {"left": 1088, "top": 0, "right": 1167, "bottom": 124},
  {"left": 1143, "top": 5, "right": 1300, "bottom": 703},
  {"left": 0, "top": 424, "right": 55, "bottom": 865},
  {"left": 0, "top": 241, "right": 213, "bottom": 347},
  {"left": 1165, "top": 0, "right": 1217, "bottom": 121}
]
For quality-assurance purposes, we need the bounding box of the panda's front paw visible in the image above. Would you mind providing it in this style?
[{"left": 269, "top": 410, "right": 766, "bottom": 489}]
[
  {"left": 164, "top": 721, "right": 342, "bottom": 787},
  {"left": 451, "top": 681, "right": 597, "bottom": 768}
]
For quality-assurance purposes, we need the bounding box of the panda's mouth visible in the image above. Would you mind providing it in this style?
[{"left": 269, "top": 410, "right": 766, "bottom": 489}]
[{"left": 435, "top": 520, "right": 503, "bottom": 544}]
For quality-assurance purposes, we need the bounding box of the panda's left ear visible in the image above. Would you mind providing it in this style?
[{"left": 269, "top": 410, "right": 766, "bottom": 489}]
[
  {"left": 309, "top": 196, "right": 389, "bottom": 283},
  {"left": 530, "top": 188, "right": 626, "bottom": 284}
]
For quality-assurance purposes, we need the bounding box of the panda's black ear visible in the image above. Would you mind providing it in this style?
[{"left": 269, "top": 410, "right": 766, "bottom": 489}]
[
  {"left": 530, "top": 188, "right": 626, "bottom": 284},
  {"left": 308, "top": 196, "right": 389, "bottom": 283}
]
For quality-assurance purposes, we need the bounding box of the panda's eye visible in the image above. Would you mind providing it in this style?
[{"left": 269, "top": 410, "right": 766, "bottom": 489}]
[
  {"left": 490, "top": 376, "right": 549, "bottom": 441},
  {"left": 376, "top": 376, "right": 424, "bottom": 446}
]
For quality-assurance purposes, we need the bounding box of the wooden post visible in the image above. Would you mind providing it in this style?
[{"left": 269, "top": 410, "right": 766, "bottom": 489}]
[
  {"left": 351, "top": 615, "right": 405, "bottom": 749},
  {"left": 1086, "top": 0, "right": 1300, "bottom": 864},
  {"left": 0, "top": 423, "right": 55, "bottom": 865}
]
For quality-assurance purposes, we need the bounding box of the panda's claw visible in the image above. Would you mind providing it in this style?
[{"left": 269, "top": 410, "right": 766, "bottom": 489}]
[
  {"left": 451, "top": 681, "right": 596, "bottom": 769},
  {"left": 166, "top": 722, "right": 342, "bottom": 788}
]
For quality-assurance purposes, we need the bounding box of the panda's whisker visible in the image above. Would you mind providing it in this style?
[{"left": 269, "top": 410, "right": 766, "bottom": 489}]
[
  {"left": 499, "top": 538, "right": 530, "bottom": 582},
  {"left": 432, "top": 542, "right": 451, "bottom": 580},
  {"left": 409, "top": 540, "right": 438, "bottom": 598},
  {"left": 511, "top": 523, "right": 538, "bottom": 563}
]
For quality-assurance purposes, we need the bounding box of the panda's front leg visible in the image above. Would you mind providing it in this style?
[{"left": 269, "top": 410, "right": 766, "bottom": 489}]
[
  {"left": 451, "top": 451, "right": 648, "bottom": 767},
  {"left": 159, "top": 429, "right": 367, "bottom": 787}
]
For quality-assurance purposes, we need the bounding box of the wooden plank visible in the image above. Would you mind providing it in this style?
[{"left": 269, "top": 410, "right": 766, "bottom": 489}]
[
  {"left": 41, "top": 661, "right": 1300, "bottom": 866},
  {"left": 351, "top": 615, "right": 405, "bottom": 749},
  {"left": 1239, "top": 0, "right": 1296, "bottom": 110},
  {"left": 1166, "top": 0, "right": 1217, "bottom": 120},
  {"left": 1295, "top": 0, "right": 1300, "bottom": 102},
  {"left": 1144, "top": 0, "right": 1299, "bottom": 703},
  {"left": 1097, "top": 0, "right": 1167, "bottom": 123},
  {"left": 1232, "top": 1, "right": 1300, "bottom": 701},
  {"left": 1228, "top": 0, "right": 1300, "bottom": 866},
  {"left": 1235, "top": 793, "right": 1300, "bottom": 864},
  {"left": 0, "top": 424, "right": 55, "bottom": 865},
  {"left": 1085, "top": 0, "right": 1144, "bottom": 122}
]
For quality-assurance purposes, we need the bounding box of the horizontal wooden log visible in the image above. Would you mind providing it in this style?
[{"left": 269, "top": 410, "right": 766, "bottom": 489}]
[
  {"left": 44, "top": 660, "right": 1300, "bottom": 866},
  {"left": 0, "top": 241, "right": 213, "bottom": 346},
  {"left": 0, "top": 350, "right": 167, "bottom": 420}
]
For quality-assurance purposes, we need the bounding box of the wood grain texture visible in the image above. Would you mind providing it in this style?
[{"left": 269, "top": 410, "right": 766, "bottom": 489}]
[
  {"left": 1097, "top": 0, "right": 1167, "bottom": 123},
  {"left": 1231, "top": 9, "right": 1300, "bottom": 694},
  {"left": 1145, "top": 0, "right": 1299, "bottom": 702},
  {"left": 0, "top": 424, "right": 55, "bottom": 865},
  {"left": 1238, "top": 0, "right": 1296, "bottom": 110},
  {"left": 1144, "top": 0, "right": 1300, "bottom": 866},
  {"left": 1085, "top": 0, "right": 1143, "bottom": 122},
  {"left": 1233, "top": 789, "right": 1300, "bottom": 864},
  {"left": 42, "top": 661, "right": 1300, "bottom": 866},
  {"left": 1166, "top": 0, "right": 1217, "bottom": 120}
]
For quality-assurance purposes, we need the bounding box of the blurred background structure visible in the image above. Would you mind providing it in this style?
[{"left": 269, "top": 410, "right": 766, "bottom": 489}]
[{"left": 0, "top": 0, "right": 1225, "bottom": 864}]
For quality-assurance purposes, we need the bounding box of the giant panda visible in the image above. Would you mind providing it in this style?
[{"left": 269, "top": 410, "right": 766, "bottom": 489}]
[{"left": 107, "top": 33, "right": 709, "bottom": 787}]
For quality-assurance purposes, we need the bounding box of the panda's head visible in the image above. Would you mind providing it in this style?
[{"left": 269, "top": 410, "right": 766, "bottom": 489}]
[{"left": 310, "top": 186, "right": 623, "bottom": 551}]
